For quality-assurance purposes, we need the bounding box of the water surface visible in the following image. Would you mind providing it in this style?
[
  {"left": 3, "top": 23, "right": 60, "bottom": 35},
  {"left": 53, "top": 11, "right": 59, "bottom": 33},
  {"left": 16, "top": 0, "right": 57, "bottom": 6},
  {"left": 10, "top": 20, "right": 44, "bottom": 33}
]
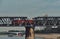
[{"left": 0, "top": 36, "right": 43, "bottom": 39}]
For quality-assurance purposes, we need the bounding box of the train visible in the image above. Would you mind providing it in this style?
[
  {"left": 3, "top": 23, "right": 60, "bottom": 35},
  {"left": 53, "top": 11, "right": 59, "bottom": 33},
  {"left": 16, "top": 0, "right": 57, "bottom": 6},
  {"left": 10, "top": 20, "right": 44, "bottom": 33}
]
[{"left": 12, "top": 19, "right": 34, "bottom": 26}]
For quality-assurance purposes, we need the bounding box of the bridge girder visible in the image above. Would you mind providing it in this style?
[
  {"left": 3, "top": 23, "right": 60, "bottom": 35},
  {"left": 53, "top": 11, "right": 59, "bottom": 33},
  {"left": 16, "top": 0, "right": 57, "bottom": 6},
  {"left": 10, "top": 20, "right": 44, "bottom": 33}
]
[
  {"left": 33, "top": 17, "right": 60, "bottom": 26},
  {"left": 0, "top": 16, "right": 60, "bottom": 27}
]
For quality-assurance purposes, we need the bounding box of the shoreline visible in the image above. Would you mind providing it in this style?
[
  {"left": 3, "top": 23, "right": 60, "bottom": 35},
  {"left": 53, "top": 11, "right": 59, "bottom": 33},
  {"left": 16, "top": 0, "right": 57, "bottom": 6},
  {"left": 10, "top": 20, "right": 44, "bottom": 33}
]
[{"left": 35, "top": 33, "right": 60, "bottom": 39}]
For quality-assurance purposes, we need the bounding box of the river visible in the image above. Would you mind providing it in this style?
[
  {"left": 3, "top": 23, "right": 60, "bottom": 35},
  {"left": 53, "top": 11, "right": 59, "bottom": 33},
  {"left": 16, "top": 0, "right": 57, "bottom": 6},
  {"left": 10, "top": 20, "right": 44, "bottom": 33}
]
[
  {"left": 0, "top": 36, "right": 43, "bottom": 39},
  {"left": 0, "top": 27, "right": 44, "bottom": 39}
]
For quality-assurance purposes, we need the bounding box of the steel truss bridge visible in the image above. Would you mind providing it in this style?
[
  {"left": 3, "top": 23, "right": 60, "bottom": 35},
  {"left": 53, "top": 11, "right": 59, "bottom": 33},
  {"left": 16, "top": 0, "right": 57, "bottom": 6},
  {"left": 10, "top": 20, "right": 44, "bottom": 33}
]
[
  {"left": 0, "top": 16, "right": 60, "bottom": 27},
  {"left": 0, "top": 16, "right": 28, "bottom": 26}
]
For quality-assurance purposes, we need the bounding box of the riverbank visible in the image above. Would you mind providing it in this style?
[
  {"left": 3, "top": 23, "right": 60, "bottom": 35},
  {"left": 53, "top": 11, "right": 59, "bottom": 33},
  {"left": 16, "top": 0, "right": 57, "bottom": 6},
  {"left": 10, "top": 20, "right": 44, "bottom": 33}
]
[{"left": 35, "top": 33, "right": 60, "bottom": 39}]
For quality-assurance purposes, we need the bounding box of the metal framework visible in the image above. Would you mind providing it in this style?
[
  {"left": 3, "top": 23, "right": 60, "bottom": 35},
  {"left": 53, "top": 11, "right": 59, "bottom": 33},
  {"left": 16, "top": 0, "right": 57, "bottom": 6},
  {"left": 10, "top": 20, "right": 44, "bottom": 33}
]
[
  {"left": 0, "top": 16, "right": 60, "bottom": 27},
  {"left": 0, "top": 16, "right": 27, "bottom": 26},
  {"left": 33, "top": 16, "right": 60, "bottom": 28}
]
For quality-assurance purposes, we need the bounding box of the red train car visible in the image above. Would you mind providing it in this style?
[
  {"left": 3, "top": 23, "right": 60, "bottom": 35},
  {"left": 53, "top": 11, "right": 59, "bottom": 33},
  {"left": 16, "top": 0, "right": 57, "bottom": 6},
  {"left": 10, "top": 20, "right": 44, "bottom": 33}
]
[{"left": 12, "top": 20, "right": 34, "bottom": 26}]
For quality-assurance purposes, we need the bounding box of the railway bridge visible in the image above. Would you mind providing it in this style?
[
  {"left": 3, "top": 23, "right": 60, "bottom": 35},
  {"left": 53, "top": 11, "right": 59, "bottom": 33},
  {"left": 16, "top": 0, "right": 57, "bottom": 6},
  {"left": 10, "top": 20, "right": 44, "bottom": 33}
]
[{"left": 0, "top": 16, "right": 60, "bottom": 39}]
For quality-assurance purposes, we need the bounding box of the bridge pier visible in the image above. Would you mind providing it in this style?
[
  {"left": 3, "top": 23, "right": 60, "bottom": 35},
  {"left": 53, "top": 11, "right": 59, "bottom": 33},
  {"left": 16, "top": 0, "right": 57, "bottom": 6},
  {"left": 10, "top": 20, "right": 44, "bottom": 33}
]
[{"left": 25, "top": 27, "right": 35, "bottom": 39}]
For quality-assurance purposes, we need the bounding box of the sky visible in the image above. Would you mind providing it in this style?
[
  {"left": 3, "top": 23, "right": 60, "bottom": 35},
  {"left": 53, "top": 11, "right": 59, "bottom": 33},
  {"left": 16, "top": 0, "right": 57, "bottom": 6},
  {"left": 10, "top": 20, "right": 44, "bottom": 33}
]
[{"left": 0, "top": 0, "right": 60, "bottom": 17}]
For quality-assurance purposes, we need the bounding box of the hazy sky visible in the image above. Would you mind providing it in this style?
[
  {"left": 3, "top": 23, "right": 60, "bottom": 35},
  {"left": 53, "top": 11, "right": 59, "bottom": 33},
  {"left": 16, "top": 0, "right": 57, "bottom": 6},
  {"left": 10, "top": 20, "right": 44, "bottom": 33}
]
[{"left": 0, "top": 0, "right": 60, "bottom": 17}]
